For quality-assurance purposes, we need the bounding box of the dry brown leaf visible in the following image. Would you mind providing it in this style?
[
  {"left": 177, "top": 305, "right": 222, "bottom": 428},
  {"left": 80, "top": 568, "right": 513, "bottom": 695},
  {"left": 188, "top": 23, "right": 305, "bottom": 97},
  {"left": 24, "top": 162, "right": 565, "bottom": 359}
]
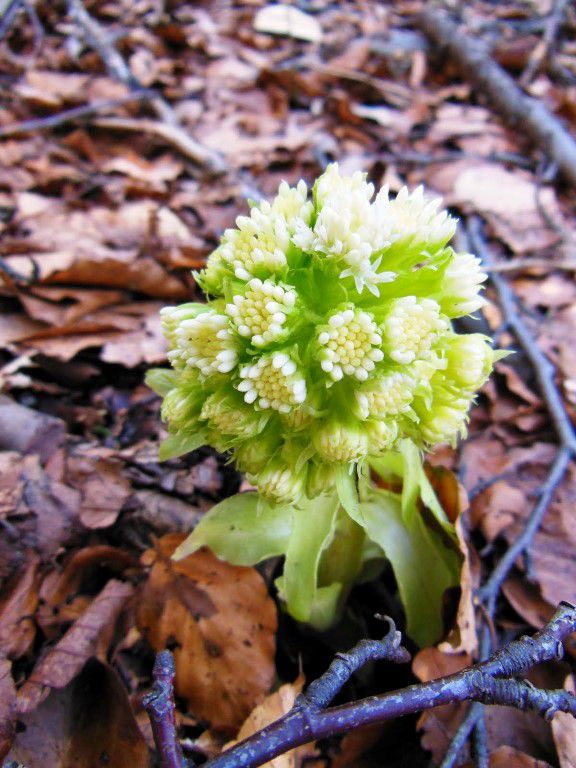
[
  {"left": 18, "top": 579, "right": 134, "bottom": 713},
  {"left": 464, "top": 439, "right": 576, "bottom": 608},
  {"left": 551, "top": 675, "right": 576, "bottom": 768},
  {"left": 8, "top": 660, "right": 149, "bottom": 768},
  {"left": 426, "top": 161, "right": 562, "bottom": 253},
  {"left": 0, "top": 554, "right": 41, "bottom": 659},
  {"left": 64, "top": 448, "right": 132, "bottom": 529},
  {"left": 136, "top": 533, "right": 277, "bottom": 733},
  {"left": 0, "top": 658, "right": 17, "bottom": 760},
  {"left": 37, "top": 546, "right": 140, "bottom": 639}
]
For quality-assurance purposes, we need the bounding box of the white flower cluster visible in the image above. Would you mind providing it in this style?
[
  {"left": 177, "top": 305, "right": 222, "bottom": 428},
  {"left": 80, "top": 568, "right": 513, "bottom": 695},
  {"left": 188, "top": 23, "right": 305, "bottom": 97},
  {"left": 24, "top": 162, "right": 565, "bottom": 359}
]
[{"left": 150, "top": 164, "right": 497, "bottom": 506}]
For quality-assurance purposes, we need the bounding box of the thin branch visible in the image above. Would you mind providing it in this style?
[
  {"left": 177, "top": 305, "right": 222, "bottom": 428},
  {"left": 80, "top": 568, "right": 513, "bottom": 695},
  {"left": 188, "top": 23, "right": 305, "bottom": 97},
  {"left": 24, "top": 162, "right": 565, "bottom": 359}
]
[
  {"left": 142, "top": 651, "right": 190, "bottom": 768},
  {"left": 64, "top": 0, "right": 226, "bottom": 174},
  {"left": 0, "top": 91, "right": 155, "bottom": 138},
  {"left": 468, "top": 217, "right": 576, "bottom": 454},
  {"left": 520, "top": 0, "right": 571, "bottom": 86},
  {"left": 439, "top": 702, "right": 483, "bottom": 768},
  {"left": 417, "top": 7, "right": 576, "bottom": 187},
  {"left": 0, "top": 0, "right": 24, "bottom": 41},
  {"left": 187, "top": 604, "right": 576, "bottom": 768},
  {"left": 298, "top": 618, "right": 410, "bottom": 709}
]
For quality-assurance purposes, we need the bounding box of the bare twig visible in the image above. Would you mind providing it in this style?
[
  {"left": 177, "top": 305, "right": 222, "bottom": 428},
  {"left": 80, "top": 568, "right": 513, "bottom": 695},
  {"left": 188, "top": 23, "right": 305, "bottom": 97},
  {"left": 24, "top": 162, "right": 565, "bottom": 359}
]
[
  {"left": 417, "top": 8, "right": 576, "bottom": 187},
  {"left": 468, "top": 217, "right": 576, "bottom": 457},
  {"left": 142, "top": 651, "right": 190, "bottom": 768},
  {"left": 0, "top": 0, "right": 24, "bottom": 40},
  {"left": 298, "top": 618, "right": 410, "bottom": 709},
  {"left": 181, "top": 604, "right": 576, "bottom": 768},
  {"left": 0, "top": 91, "right": 155, "bottom": 138},
  {"left": 91, "top": 116, "right": 226, "bottom": 170},
  {"left": 520, "top": 0, "right": 571, "bottom": 86},
  {"left": 64, "top": 0, "right": 226, "bottom": 174},
  {"left": 439, "top": 702, "right": 484, "bottom": 768}
]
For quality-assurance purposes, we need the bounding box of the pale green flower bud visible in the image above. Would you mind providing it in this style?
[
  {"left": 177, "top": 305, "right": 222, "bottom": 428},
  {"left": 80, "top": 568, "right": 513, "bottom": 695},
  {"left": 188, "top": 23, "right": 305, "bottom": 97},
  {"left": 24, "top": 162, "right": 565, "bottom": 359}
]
[
  {"left": 436, "top": 252, "right": 487, "bottom": 318},
  {"left": 200, "top": 391, "right": 267, "bottom": 441},
  {"left": 160, "top": 381, "right": 204, "bottom": 431},
  {"left": 281, "top": 406, "right": 314, "bottom": 432},
  {"left": 160, "top": 303, "right": 206, "bottom": 355},
  {"left": 270, "top": 179, "right": 313, "bottom": 226},
  {"left": 305, "top": 461, "right": 337, "bottom": 498},
  {"left": 417, "top": 397, "right": 471, "bottom": 447},
  {"left": 316, "top": 306, "right": 384, "bottom": 383},
  {"left": 248, "top": 456, "right": 305, "bottom": 505},
  {"left": 366, "top": 418, "right": 399, "bottom": 454},
  {"left": 382, "top": 297, "right": 447, "bottom": 365},
  {"left": 226, "top": 278, "right": 297, "bottom": 348},
  {"left": 237, "top": 352, "right": 306, "bottom": 413},
  {"left": 355, "top": 372, "right": 415, "bottom": 420},
  {"left": 235, "top": 430, "right": 283, "bottom": 474},
  {"left": 195, "top": 248, "right": 229, "bottom": 296},
  {"left": 221, "top": 207, "right": 290, "bottom": 281},
  {"left": 443, "top": 333, "right": 496, "bottom": 392},
  {"left": 313, "top": 417, "right": 369, "bottom": 463}
]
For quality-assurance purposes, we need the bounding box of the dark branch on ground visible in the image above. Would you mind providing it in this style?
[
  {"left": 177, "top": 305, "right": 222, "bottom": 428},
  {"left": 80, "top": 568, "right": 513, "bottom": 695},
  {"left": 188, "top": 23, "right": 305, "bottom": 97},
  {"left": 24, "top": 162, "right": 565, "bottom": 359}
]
[
  {"left": 0, "top": 91, "right": 156, "bottom": 138},
  {"left": 417, "top": 7, "right": 576, "bottom": 187},
  {"left": 143, "top": 651, "right": 190, "bottom": 768},
  {"left": 438, "top": 217, "right": 576, "bottom": 767},
  {"left": 146, "top": 607, "right": 576, "bottom": 768}
]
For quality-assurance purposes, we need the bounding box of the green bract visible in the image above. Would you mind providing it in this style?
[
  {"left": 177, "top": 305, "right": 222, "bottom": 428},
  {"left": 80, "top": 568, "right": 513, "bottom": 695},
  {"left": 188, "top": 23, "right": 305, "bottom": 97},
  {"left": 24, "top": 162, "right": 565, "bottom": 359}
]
[{"left": 147, "top": 164, "right": 503, "bottom": 645}]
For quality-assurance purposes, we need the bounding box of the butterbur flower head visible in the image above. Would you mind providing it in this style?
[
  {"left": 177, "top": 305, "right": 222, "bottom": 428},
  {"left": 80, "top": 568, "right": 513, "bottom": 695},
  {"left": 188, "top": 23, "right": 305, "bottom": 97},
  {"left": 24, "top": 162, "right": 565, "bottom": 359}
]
[{"left": 151, "top": 163, "right": 498, "bottom": 504}]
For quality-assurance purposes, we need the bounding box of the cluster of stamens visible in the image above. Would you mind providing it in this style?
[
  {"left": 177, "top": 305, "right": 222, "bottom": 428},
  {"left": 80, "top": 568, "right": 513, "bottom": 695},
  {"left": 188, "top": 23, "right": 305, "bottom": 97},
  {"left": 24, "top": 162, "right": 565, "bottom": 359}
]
[
  {"left": 226, "top": 278, "right": 296, "bottom": 347},
  {"left": 382, "top": 297, "right": 446, "bottom": 365},
  {"left": 356, "top": 372, "right": 415, "bottom": 420},
  {"left": 237, "top": 353, "right": 306, "bottom": 413},
  {"left": 168, "top": 311, "right": 238, "bottom": 376},
  {"left": 317, "top": 308, "right": 384, "bottom": 382}
]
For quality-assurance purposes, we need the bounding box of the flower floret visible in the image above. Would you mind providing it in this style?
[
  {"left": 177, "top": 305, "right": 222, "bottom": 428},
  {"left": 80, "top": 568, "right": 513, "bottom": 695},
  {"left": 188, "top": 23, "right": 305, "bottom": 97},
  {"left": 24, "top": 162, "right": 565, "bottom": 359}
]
[
  {"left": 356, "top": 372, "right": 416, "bottom": 420},
  {"left": 226, "top": 278, "right": 297, "bottom": 347},
  {"left": 382, "top": 297, "right": 447, "bottom": 365},
  {"left": 221, "top": 207, "right": 290, "bottom": 281},
  {"left": 438, "top": 252, "right": 487, "bottom": 317},
  {"left": 387, "top": 185, "right": 457, "bottom": 248},
  {"left": 317, "top": 307, "right": 384, "bottom": 383},
  {"left": 237, "top": 352, "right": 306, "bottom": 413},
  {"left": 167, "top": 309, "right": 239, "bottom": 376}
]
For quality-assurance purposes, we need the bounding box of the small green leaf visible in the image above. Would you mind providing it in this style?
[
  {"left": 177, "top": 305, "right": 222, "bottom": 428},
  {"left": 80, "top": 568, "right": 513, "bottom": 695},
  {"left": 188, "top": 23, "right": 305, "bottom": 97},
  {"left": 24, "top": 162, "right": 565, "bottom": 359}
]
[
  {"left": 172, "top": 493, "right": 292, "bottom": 564},
  {"left": 158, "top": 431, "right": 208, "bottom": 460},
  {"left": 283, "top": 494, "right": 339, "bottom": 623},
  {"left": 398, "top": 439, "right": 422, "bottom": 524},
  {"left": 335, "top": 465, "right": 360, "bottom": 520},
  {"left": 145, "top": 368, "right": 180, "bottom": 397},
  {"left": 354, "top": 488, "right": 460, "bottom": 646}
]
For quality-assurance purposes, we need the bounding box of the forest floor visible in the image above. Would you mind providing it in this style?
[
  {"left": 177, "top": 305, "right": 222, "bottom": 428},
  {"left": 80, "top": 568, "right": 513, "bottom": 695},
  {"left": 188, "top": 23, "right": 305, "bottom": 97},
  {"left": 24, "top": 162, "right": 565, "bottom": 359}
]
[{"left": 1, "top": 1, "right": 576, "bottom": 766}]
